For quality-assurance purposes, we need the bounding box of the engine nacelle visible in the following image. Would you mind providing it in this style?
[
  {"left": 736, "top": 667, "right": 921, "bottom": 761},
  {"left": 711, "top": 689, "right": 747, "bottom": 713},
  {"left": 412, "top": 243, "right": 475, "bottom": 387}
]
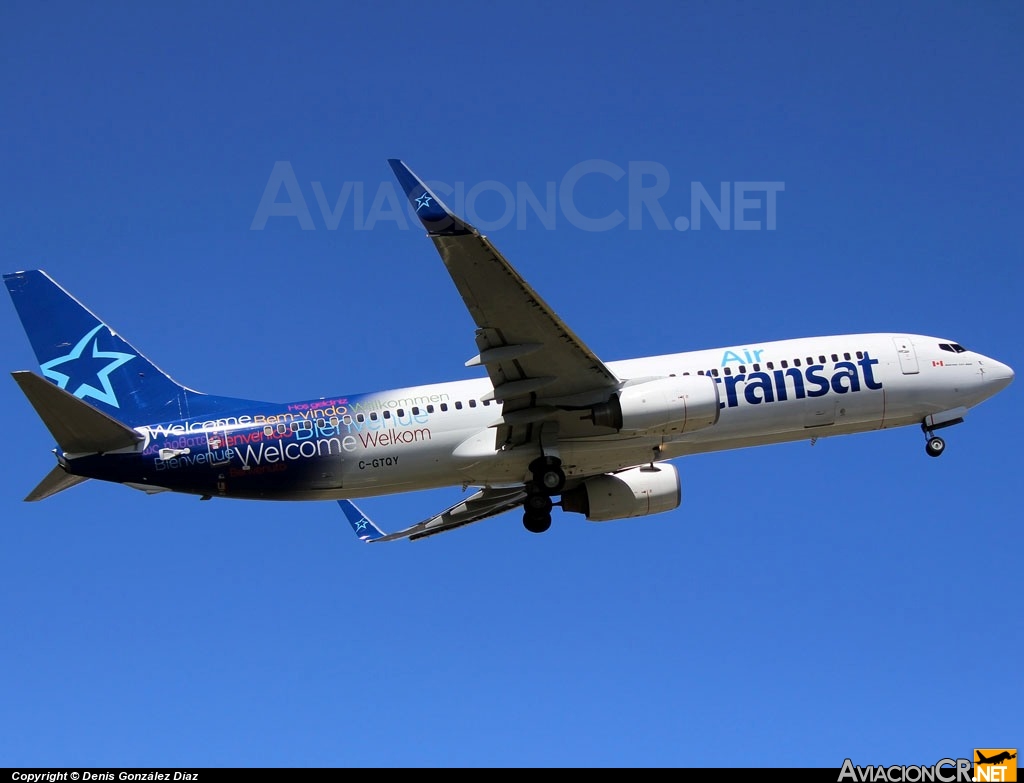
[
  {"left": 590, "top": 375, "right": 720, "bottom": 435},
  {"left": 561, "top": 464, "right": 681, "bottom": 522}
]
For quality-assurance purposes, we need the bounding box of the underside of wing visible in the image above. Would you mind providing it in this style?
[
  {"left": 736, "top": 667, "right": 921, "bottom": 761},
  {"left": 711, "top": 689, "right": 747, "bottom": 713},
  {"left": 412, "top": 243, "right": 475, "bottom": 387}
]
[
  {"left": 342, "top": 487, "right": 529, "bottom": 542},
  {"left": 388, "top": 160, "right": 621, "bottom": 449}
]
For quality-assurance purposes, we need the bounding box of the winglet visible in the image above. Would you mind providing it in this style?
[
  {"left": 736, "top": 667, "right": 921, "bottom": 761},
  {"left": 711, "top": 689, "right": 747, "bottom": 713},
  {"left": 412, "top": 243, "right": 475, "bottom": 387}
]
[
  {"left": 387, "top": 159, "right": 475, "bottom": 236},
  {"left": 338, "top": 499, "right": 387, "bottom": 542}
]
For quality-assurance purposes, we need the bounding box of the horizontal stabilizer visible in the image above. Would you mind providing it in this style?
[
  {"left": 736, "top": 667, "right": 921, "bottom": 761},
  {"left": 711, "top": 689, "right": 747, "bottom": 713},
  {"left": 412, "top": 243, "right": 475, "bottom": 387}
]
[
  {"left": 25, "top": 464, "right": 89, "bottom": 502},
  {"left": 12, "top": 371, "right": 143, "bottom": 455}
]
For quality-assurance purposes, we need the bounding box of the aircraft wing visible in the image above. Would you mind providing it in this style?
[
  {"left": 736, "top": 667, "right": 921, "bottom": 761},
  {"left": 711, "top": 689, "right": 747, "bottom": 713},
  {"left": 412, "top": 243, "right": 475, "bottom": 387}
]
[
  {"left": 340, "top": 486, "right": 528, "bottom": 542},
  {"left": 389, "top": 160, "right": 620, "bottom": 448}
]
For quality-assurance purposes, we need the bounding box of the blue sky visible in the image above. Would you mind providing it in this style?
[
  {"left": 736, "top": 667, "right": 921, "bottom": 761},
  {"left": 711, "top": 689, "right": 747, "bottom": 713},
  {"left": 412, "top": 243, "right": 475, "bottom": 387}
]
[{"left": 2, "top": 0, "right": 1021, "bottom": 768}]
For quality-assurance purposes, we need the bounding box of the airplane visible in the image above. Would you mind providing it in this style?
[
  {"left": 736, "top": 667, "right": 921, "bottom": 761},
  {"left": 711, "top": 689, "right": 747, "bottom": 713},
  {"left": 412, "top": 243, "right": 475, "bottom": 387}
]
[
  {"left": 4, "top": 159, "right": 1015, "bottom": 542},
  {"left": 976, "top": 752, "right": 1016, "bottom": 765}
]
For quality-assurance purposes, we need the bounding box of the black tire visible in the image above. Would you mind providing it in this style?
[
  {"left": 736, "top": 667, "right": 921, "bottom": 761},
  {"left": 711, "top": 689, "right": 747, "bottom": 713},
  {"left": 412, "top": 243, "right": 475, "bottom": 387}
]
[
  {"left": 525, "top": 493, "right": 553, "bottom": 513},
  {"left": 926, "top": 437, "right": 945, "bottom": 457},
  {"left": 523, "top": 510, "right": 552, "bottom": 534},
  {"left": 530, "top": 456, "right": 566, "bottom": 494}
]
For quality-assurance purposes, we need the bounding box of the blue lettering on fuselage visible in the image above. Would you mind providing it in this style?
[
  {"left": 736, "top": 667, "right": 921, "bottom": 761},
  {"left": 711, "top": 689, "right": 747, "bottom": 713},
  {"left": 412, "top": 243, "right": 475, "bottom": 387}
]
[
  {"left": 715, "top": 353, "right": 882, "bottom": 409},
  {"left": 721, "top": 348, "right": 766, "bottom": 366}
]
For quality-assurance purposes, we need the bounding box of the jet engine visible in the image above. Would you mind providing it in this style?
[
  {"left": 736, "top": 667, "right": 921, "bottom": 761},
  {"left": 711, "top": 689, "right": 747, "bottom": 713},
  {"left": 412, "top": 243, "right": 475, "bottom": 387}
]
[
  {"left": 560, "top": 463, "right": 681, "bottom": 522},
  {"left": 589, "top": 376, "right": 720, "bottom": 435}
]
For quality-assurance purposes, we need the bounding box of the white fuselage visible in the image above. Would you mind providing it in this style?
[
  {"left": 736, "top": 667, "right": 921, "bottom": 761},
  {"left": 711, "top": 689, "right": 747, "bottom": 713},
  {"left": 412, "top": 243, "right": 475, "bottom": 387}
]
[{"left": 296, "top": 332, "right": 1011, "bottom": 499}]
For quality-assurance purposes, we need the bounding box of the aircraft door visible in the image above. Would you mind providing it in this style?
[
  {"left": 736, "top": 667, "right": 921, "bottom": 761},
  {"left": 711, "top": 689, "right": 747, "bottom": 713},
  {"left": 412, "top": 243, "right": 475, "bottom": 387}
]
[{"left": 893, "top": 336, "right": 919, "bottom": 375}]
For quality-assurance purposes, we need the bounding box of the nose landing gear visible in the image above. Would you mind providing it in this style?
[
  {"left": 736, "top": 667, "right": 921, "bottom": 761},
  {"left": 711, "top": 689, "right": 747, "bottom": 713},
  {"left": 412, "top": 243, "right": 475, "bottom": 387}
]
[
  {"left": 920, "top": 409, "right": 965, "bottom": 458},
  {"left": 925, "top": 435, "right": 945, "bottom": 457}
]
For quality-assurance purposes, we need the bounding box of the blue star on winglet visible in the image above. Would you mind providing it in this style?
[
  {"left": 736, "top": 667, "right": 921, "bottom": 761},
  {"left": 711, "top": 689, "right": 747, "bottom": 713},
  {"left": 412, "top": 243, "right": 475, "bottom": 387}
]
[
  {"left": 415, "top": 193, "right": 433, "bottom": 211},
  {"left": 40, "top": 324, "right": 136, "bottom": 408},
  {"left": 338, "top": 500, "right": 386, "bottom": 542}
]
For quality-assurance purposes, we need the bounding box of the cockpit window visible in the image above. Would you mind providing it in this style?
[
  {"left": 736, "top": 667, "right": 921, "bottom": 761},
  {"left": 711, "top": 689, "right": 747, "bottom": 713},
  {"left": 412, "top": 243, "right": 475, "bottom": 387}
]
[{"left": 940, "top": 343, "right": 968, "bottom": 353}]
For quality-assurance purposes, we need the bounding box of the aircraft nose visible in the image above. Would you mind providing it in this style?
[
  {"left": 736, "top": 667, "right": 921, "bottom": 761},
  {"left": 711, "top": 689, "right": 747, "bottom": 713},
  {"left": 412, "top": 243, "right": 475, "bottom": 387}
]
[{"left": 982, "top": 357, "right": 1014, "bottom": 394}]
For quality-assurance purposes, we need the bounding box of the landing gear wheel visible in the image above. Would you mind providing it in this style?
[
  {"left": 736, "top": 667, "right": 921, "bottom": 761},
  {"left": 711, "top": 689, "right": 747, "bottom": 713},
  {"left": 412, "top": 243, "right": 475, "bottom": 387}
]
[
  {"left": 525, "top": 492, "right": 554, "bottom": 514},
  {"left": 925, "top": 436, "right": 945, "bottom": 458},
  {"left": 523, "top": 489, "right": 553, "bottom": 533},
  {"left": 523, "top": 510, "right": 552, "bottom": 534},
  {"left": 530, "top": 456, "right": 566, "bottom": 495},
  {"left": 540, "top": 467, "right": 565, "bottom": 493}
]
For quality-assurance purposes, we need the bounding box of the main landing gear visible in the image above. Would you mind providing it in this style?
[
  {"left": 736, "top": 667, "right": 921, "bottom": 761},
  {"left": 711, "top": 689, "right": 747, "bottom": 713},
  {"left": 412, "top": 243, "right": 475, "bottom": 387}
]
[
  {"left": 523, "top": 490, "right": 553, "bottom": 533},
  {"left": 523, "top": 456, "right": 566, "bottom": 534},
  {"left": 531, "top": 455, "right": 566, "bottom": 494}
]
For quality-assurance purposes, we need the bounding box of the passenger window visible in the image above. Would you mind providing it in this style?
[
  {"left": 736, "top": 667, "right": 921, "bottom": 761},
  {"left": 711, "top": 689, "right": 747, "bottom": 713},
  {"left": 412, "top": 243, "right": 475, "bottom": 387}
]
[
  {"left": 856, "top": 351, "right": 864, "bottom": 359},
  {"left": 264, "top": 425, "right": 274, "bottom": 436},
  {"left": 440, "top": 403, "right": 448, "bottom": 412},
  {"left": 752, "top": 364, "right": 760, "bottom": 372},
  {"left": 831, "top": 353, "right": 839, "bottom": 362},
  {"left": 455, "top": 401, "right": 464, "bottom": 410},
  {"left": 383, "top": 410, "right": 391, "bottom": 419},
  {"left": 469, "top": 399, "right": 477, "bottom": 408},
  {"left": 330, "top": 416, "right": 340, "bottom": 427},
  {"left": 723, "top": 367, "right": 732, "bottom": 376},
  {"left": 766, "top": 362, "right": 774, "bottom": 370},
  {"left": 781, "top": 360, "right": 789, "bottom": 368},
  {"left": 426, "top": 405, "right": 434, "bottom": 413},
  {"left": 843, "top": 353, "right": 851, "bottom": 360},
  {"left": 396, "top": 409, "right": 404, "bottom": 417},
  {"left": 794, "top": 358, "right": 802, "bottom": 367},
  {"left": 370, "top": 412, "right": 378, "bottom": 421},
  {"left": 277, "top": 423, "right": 287, "bottom": 434},
  {"left": 711, "top": 369, "right": 719, "bottom": 377},
  {"left": 819, "top": 355, "right": 826, "bottom": 364},
  {"left": 356, "top": 413, "right": 365, "bottom": 423},
  {"left": 411, "top": 407, "right": 419, "bottom": 415},
  {"left": 738, "top": 365, "right": 745, "bottom": 373},
  {"left": 290, "top": 422, "right": 300, "bottom": 432}
]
